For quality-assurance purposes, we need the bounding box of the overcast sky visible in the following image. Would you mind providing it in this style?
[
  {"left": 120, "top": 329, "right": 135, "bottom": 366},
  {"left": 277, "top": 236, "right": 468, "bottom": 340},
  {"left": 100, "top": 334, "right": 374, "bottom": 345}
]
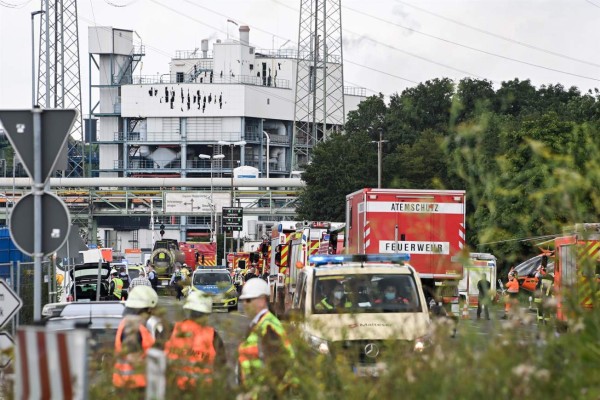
[{"left": 1, "top": 0, "right": 600, "bottom": 111}]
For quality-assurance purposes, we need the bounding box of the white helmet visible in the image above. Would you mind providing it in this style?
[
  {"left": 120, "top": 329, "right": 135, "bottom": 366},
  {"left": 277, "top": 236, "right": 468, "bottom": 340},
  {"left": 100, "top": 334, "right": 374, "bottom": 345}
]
[
  {"left": 184, "top": 291, "right": 213, "bottom": 314},
  {"left": 110, "top": 269, "right": 118, "bottom": 276},
  {"left": 126, "top": 286, "right": 158, "bottom": 309},
  {"left": 239, "top": 278, "right": 270, "bottom": 300}
]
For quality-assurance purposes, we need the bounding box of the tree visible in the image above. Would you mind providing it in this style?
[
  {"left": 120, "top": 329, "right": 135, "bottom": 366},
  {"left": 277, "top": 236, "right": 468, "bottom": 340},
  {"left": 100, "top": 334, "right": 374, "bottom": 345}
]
[{"left": 296, "top": 132, "right": 377, "bottom": 221}]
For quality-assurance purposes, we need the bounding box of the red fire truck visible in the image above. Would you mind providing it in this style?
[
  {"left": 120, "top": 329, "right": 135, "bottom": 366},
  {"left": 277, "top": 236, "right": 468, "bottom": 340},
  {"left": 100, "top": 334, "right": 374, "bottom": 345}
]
[
  {"left": 345, "top": 188, "right": 466, "bottom": 317},
  {"left": 269, "top": 221, "right": 345, "bottom": 316},
  {"left": 551, "top": 223, "right": 600, "bottom": 325}
]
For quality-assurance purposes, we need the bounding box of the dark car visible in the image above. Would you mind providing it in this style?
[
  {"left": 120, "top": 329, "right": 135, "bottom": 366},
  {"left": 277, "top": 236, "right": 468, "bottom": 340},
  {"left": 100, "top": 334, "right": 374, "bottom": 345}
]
[{"left": 65, "top": 263, "right": 111, "bottom": 302}]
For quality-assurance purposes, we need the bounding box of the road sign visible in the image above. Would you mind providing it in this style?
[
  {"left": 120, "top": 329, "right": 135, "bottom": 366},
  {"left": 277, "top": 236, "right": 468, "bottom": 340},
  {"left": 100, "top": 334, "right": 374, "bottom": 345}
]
[
  {"left": 0, "top": 109, "right": 77, "bottom": 182},
  {"left": 56, "top": 226, "right": 88, "bottom": 263},
  {"left": 0, "top": 279, "right": 23, "bottom": 328},
  {"left": 222, "top": 207, "right": 243, "bottom": 232},
  {"left": 9, "top": 192, "right": 71, "bottom": 256},
  {"left": 0, "top": 332, "right": 14, "bottom": 369},
  {"left": 227, "top": 253, "right": 234, "bottom": 263}
]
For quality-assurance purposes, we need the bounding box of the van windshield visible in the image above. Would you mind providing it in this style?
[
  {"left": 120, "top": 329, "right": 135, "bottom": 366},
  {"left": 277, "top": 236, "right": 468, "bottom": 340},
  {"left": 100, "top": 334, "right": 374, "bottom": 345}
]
[{"left": 313, "top": 274, "right": 421, "bottom": 314}]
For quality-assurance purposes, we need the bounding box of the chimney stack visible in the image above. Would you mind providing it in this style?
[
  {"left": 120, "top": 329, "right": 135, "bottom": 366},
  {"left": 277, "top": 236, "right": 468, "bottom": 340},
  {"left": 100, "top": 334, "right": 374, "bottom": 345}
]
[{"left": 239, "top": 25, "right": 250, "bottom": 46}]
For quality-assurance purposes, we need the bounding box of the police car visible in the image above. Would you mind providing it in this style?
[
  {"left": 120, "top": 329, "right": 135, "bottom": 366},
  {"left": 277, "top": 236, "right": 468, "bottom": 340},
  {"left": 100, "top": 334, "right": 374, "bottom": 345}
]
[{"left": 191, "top": 267, "right": 238, "bottom": 312}]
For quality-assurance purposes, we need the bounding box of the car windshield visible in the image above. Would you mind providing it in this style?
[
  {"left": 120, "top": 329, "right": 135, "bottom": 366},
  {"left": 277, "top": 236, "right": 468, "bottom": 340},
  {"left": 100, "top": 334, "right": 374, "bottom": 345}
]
[
  {"left": 313, "top": 274, "right": 421, "bottom": 314},
  {"left": 129, "top": 269, "right": 142, "bottom": 279},
  {"left": 193, "top": 272, "right": 231, "bottom": 286}
]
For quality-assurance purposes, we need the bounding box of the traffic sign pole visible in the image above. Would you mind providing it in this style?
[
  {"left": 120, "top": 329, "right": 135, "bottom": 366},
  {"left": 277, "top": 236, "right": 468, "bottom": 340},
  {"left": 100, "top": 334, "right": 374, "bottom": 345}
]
[{"left": 33, "top": 107, "right": 43, "bottom": 321}]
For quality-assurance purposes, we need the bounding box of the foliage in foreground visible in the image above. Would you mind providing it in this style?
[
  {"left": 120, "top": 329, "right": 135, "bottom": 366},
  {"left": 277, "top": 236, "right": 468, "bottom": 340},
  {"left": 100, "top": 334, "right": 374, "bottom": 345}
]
[{"left": 82, "top": 300, "right": 600, "bottom": 400}]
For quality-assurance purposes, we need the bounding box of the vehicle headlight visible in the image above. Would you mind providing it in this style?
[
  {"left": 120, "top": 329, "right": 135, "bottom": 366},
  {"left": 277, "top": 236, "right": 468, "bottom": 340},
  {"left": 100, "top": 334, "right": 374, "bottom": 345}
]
[{"left": 307, "top": 334, "right": 330, "bottom": 355}]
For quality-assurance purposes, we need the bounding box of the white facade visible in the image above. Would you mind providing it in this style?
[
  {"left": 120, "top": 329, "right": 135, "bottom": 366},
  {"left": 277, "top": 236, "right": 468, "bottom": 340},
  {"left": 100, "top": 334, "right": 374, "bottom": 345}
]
[{"left": 89, "top": 25, "right": 366, "bottom": 248}]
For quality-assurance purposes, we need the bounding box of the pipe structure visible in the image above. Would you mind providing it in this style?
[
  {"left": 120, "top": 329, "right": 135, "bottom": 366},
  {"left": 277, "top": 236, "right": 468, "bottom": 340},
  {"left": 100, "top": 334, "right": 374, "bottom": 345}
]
[{"left": 0, "top": 177, "right": 305, "bottom": 188}]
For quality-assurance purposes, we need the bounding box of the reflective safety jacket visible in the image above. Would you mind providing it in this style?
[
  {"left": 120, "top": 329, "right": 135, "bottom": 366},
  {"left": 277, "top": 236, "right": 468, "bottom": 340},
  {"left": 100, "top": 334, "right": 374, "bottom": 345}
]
[
  {"left": 164, "top": 320, "right": 217, "bottom": 389},
  {"left": 506, "top": 279, "right": 520, "bottom": 294},
  {"left": 113, "top": 317, "right": 155, "bottom": 388},
  {"left": 316, "top": 297, "right": 352, "bottom": 310},
  {"left": 237, "top": 311, "right": 295, "bottom": 387},
  {"left": 111, "top": 277, "right": 124, "bottom": 299}
]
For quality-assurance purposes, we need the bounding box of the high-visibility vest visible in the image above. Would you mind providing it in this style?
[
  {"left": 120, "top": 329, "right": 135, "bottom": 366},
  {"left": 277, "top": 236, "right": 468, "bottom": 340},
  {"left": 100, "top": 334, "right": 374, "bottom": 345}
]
[
  {"left": 237, "top": 311, "right": 295, "bottom": 387},
  {"left": 164, "top": 320, "right": 217, "bottom": 389},
  {"left": 113, "top": 318, "right": 155, "bottom": 388},
  {"left": 111, "top": 277, "right": 124, "bottom": 299},
  {"left": 506, "top": 279, "right": 519, "bottom": 294},
  {"left": 316, "top": 297, "right": 352, "bottom": 310}
]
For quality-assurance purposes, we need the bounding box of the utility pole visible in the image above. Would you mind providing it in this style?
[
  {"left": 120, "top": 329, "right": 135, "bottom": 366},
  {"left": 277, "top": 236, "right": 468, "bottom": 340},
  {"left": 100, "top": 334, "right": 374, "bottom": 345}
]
[{"left": 371, "top": 128, "right": 388, "bottom": 189}]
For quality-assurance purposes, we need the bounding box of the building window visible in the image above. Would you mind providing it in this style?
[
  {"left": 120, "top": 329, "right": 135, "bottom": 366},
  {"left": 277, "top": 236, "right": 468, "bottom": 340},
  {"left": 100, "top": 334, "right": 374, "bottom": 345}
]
[{"left": 176, "top": 72, "right": 184, "bottom": 83}]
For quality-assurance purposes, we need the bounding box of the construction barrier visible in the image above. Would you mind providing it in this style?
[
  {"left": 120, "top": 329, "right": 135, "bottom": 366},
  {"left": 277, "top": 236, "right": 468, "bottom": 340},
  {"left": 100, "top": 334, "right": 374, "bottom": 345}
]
[
  {"left": 461, "top": 303, "right": 470, "bottom": 319},
  {"left": 15, "top": 326, "right": 89, "bottom": 400}
]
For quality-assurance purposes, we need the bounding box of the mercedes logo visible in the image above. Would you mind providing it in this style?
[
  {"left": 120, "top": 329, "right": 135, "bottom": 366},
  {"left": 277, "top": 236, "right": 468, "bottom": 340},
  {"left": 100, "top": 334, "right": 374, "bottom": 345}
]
[{"left": 364, "top": 343, "right": 380, "bottom": 358}]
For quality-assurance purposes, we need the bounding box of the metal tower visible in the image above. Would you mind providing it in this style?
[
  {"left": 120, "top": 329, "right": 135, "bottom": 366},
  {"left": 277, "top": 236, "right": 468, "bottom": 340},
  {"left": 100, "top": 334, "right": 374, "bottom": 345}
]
[
  {"left": 292, "top": 0, "right": 345, "bottom": 172},
  {"left": 37, "top": 0, "right": 84, "bottom": 176}
]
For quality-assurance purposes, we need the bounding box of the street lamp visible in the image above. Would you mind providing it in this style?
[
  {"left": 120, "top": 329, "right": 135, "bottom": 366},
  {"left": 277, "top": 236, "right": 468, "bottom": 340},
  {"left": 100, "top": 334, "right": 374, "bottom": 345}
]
[
  {"left": 31, "top": 10, "right": 45, "bottom": 107},
  {"left": 199, "top": 153, "right": 225, "bottom": 242},
  {"left": 371, "top": 128, "right": 388, "bottom": 189},
  {"left": 217, "top": 140, "right": 246, "bottom": 207},
  {"left": 218, "top": 140, "right": 245, "bottom": 253}
]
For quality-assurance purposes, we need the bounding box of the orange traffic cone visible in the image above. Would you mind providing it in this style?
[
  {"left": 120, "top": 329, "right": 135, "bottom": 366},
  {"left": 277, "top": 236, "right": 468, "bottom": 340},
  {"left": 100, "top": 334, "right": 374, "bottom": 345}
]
[{"left": 461, "top": 302, "right": 469, "bottom": 319}]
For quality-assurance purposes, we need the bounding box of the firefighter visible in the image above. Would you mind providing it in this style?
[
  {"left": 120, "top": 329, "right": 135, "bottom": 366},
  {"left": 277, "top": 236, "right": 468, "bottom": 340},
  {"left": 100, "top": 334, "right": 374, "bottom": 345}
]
[
  {"left": 237, "top": 278, "right": 296, "bottom": 394},
  {"left": 164, "top": 290, "right": 226, "bottom": 390},
  {"left": 503, "top": 270, "right": 520, "bottom": 319},
  {"left": 113, "top": 286, "right": 159, "bottom": 390},
  {"left": 109, "top": 269, "right": 124, "bottom": 301}
]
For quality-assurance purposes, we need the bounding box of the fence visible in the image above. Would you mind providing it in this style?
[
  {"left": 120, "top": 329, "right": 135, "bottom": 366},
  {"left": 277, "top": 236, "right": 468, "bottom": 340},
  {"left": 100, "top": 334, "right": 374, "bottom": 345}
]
[{"left": 0, "top": 261, "right": 53, "bottom": 333}]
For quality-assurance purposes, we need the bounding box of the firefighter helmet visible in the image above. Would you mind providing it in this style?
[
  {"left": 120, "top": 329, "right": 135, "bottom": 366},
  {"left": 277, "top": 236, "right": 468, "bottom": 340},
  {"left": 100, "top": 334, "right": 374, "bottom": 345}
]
[
  {"left": 239, "top": 278, "right": 270, "bottom": 300},
  {"left": 126, "top": 286, "right": 159, "bottom": 309},
  {"left": 184, "top": 290, "right": 213, "bottom": 313}
]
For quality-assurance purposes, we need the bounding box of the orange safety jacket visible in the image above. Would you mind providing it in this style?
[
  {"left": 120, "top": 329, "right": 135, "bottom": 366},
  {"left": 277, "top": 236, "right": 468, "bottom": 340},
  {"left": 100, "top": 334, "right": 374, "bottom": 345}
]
[
  {"left": 506, "top": 279, "right": 520, "bottom": 294},
  {"left": 113, "top": 318, "right": 155, "bottom": 388},
  {"left": 164, "top": 320, "right": 217, "bottom": 389}
]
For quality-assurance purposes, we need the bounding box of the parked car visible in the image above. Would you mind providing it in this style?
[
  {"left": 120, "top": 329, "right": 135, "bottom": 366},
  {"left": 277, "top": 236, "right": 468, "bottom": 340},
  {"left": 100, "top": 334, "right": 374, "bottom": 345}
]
[
  {"left": 191, "top": 267, "right": 238, "bottom": 312},
  {"left": 64, "top": 263, "right": 111, "bottom": 302},
  {"left": 43, "top": 301, "right": 125, "bottom": 370},
  {"left": 127, "top": 265, "right": 146, "bottom": 279}
]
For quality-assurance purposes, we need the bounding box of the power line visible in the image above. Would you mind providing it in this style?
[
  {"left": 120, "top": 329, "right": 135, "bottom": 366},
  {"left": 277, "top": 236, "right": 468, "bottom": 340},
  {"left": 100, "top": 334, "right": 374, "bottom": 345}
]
[
  {"left": 103, "top": 0, "right": 139, "bottom": 7},
  {"left": 0, "top": 0, "right": 33, "bottom": 8},
  {"left": 585, "top": 0, "right": 600, "bottom": 9},
  {"left": 344, "top": 6, "right": 600, "bottom": 82},
  {"left": 396, "top": 0, "right": 600, "bottom": 69},
  {"left": 270, "top": 0, "right": 483, "bottom": 79}
]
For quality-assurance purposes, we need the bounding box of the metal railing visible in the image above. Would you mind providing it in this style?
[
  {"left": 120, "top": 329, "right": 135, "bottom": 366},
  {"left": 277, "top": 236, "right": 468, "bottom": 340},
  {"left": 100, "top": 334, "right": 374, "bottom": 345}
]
[
  {"left": 130, "top": 73, "right": 290, "bottom": 88},
  {"left": 344, "top": 86, "right": 367, "bottom": 97},
  {"left": 175, "top": 49, "right": 213, "bottom": 59}
]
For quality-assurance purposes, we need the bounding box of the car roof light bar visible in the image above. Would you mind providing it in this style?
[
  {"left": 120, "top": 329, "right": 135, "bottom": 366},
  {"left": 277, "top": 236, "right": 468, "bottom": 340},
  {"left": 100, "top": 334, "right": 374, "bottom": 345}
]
[{"left": 309, "top": 253, "right": 410, "bottom": 267}]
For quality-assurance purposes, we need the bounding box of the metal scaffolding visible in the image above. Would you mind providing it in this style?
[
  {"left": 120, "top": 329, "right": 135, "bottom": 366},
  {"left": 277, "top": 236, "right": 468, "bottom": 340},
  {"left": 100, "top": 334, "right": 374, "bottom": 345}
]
[
  {"left": 292, "top": 0, "right": 345, "bottom": 172},
  {"left": 37, "top": 0, "right": 84, "bottom": 177}
]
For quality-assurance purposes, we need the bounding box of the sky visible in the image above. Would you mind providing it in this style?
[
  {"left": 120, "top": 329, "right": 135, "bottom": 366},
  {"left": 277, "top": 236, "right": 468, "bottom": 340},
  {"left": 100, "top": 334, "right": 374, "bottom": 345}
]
[{"left": 1, "top": 0, "right": 600, "bottom": 111}]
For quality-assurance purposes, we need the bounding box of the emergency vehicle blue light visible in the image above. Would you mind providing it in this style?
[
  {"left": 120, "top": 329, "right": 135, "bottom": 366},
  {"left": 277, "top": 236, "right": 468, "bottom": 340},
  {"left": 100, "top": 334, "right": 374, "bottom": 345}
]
[{"left": 309, "top": 253, "right": 410, "bottom": 266}]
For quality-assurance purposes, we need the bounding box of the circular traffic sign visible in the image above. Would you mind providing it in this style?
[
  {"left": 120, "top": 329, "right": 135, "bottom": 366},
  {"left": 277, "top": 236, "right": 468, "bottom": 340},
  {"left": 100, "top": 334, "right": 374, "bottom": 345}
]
[
  {"left": 227, "top": 253, "right": 234, "bottom": 263},
  {"left": 9, "top": 191, "right": 71, "bottom": 256}
]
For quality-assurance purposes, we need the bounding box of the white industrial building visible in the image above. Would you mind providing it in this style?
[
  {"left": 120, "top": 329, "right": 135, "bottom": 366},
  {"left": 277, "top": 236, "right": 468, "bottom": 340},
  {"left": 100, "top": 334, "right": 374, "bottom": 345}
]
[{"left": 88, "top": 26, "right": 365, "bottom": 251}]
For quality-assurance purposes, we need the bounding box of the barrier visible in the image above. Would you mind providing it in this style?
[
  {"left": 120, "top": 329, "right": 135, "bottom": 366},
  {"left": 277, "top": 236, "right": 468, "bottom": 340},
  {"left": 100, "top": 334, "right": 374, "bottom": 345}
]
[{"left": 14, "top": 326, "right": 89, "bottom": 400}]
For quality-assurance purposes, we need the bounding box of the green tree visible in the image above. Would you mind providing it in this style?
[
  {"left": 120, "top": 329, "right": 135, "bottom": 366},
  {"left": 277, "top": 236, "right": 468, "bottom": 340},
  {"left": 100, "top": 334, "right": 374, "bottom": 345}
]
[{"left": 296, "top": 132, "right": 377, "bottom": 221}]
